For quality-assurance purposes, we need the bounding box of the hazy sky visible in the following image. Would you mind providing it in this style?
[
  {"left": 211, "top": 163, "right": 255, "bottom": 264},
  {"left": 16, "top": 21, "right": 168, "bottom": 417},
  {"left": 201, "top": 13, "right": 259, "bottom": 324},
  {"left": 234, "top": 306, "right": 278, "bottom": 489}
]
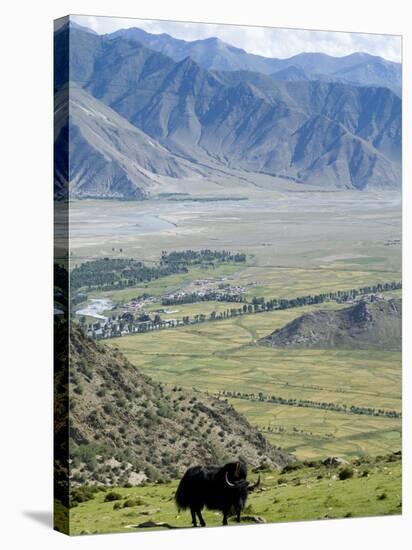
[{"left": 71, "top": 14, "right": 401, "bottom": 62}]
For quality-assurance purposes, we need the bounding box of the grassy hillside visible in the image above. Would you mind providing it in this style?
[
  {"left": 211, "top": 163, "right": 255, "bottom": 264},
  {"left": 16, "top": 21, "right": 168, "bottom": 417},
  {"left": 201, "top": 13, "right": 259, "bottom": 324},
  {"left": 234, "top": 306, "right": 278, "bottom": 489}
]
[
  {"left": 68, "top": 328, "right": 290, "bottom": 488},
  {"left": 67, "top": 452, "right": 401, "bottom": 535}
]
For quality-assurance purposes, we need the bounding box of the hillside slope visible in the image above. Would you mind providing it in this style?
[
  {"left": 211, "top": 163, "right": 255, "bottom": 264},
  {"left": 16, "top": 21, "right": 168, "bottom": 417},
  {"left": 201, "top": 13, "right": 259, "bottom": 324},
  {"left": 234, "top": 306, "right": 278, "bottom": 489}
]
[
  {"left": 259, "top": 298, "right": 401, "bottom": 350},
  {"left": 67, "top": 452, "right": 402, "bottom": 534},
  {"left": 68, "top": 328, "right": 291, "bottom": 486},
  {"left": 54, "top": 86, "right": 206, "bottom": 199}
]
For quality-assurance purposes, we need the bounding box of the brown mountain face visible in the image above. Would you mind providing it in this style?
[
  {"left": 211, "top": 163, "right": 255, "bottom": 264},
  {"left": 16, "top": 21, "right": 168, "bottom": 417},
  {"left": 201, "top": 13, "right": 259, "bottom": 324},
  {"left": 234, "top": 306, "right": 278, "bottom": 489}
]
[
  {"left": 259, "top": 298, "right": 401, "bottom": 350},
  {"left": 68, "top": 328, "right": 291, "bottom": 486}
]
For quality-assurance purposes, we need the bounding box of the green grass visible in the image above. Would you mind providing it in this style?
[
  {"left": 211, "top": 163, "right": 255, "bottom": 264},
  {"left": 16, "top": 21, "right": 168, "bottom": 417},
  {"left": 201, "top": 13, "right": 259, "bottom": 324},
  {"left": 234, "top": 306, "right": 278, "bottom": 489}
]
[
  {"left": 239, "top": 266, "right": 401, "bottom": 301},
  {"left": 229, "top": 400, "right": 401, "bottom": 460},
  {"left": 67, "top": 454, "right": 401, "bottom": 535},
  {"left": 144, "top": 300, "right": 245, "bottom": 318},
  {"left": 107, "top": 303, "right": 401, "bottom": 460}
]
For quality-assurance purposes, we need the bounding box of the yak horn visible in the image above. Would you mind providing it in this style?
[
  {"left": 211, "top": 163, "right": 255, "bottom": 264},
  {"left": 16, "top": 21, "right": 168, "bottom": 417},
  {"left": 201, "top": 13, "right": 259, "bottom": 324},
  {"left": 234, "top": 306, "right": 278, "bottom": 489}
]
[
  {"left": 249, "top": 474, "right": 261, "bottom": 490},
  {"left": 225, "top": 472, "right": 236, "bottom": 488}
]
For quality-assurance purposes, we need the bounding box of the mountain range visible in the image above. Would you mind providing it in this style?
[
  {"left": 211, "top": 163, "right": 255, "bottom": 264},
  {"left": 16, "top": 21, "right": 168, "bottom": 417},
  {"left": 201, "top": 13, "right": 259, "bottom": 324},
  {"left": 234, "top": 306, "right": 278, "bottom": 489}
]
[
  {"left": 107, "top": 27, "right": 401, "bottom": 95},
  {"left": 54, "top": 24, "right": 402, "bottom": 199}
]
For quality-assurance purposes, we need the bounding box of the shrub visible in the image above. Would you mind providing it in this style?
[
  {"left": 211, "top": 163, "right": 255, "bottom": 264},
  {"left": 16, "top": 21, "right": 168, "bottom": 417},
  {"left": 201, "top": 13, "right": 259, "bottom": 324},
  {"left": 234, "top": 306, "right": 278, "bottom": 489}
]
[
  {"left": 104, "top": 491, "right": 122, "bottom": 502},
  {"left": 123, "top": 498, "right": 137, "bottom": 508},
  {"left": 113, "top": 502, "right": 122, "bottom": 510},
  {"left": 78, "top": 359, "right": 93, "bottom": 379},
  {"left": 70, "top": 486, "right": 100, "bottom": 507},
  {"left": 338, "top": 467, "right": 354, "bottom": 480},
  {"left": 73, "top": 384, "right": 83, "bottom": 395},
  {"left": 103, "top": 403, "right": 113, "bottom": 415},
  {"left": 282, "top": 461, "right": 303, "bottom": 473}
]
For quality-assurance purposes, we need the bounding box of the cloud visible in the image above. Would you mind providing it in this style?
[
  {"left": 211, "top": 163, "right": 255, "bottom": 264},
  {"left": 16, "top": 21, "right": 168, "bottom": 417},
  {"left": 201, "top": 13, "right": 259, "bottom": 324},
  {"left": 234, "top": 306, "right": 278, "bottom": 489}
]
[{"left": 71, "top": 14, "right": 401, "bottom": 62}]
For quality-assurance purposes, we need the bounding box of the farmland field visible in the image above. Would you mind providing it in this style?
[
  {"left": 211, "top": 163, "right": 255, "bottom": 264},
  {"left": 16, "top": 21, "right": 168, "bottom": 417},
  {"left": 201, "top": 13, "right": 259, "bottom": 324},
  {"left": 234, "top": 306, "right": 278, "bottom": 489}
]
[
  {"left": 108, "top": 303, "right": 401, "bottom": 460},
  {"left": 72, "top": 190, "right": 402, "bottom": 460}
]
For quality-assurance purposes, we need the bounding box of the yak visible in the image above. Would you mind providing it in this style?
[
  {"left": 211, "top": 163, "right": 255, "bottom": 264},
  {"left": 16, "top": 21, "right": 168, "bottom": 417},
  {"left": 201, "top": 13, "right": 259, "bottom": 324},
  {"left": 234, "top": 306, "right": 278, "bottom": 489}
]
[{"left": 175, "top": 461, "right": 260, "bottom": 527}]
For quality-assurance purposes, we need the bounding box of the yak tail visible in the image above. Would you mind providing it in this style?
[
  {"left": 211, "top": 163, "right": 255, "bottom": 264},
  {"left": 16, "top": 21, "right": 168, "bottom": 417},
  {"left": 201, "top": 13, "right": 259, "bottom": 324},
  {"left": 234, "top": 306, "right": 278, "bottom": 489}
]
[{"left": 175, "top": 477, "right": 190, "bottom": 511}]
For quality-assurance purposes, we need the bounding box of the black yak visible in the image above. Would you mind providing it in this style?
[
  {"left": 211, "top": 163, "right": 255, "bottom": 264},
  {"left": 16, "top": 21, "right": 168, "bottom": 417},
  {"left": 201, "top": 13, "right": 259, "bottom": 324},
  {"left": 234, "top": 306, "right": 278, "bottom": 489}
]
[{"left": 175, "top": 461, "right": 260, "bottom": 527}]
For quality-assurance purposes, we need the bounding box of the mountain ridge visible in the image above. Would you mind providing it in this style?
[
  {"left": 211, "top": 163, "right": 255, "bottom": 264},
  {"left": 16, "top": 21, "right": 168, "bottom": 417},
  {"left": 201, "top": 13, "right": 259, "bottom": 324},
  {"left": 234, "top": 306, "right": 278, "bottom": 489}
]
[
  {"left": 54, "top": 86, "right": 208, "bottom": 199},
  {"left": 106, "top": 26, "right": 401, "bottom": 94},
  {"left": 54, "top": 26, "right": 402, "bottom": 197}
]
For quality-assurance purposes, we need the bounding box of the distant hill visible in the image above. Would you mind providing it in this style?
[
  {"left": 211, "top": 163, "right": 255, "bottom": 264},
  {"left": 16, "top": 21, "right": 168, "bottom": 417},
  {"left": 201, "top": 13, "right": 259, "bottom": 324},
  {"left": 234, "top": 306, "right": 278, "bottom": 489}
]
[
  {"left": 259, "top": 298, "right": 402, "bottom": 350},
  {"left": 54, "top": 26, "right": 402, "bottom": 197},
  {"left": 67, "top": 328, "right": 290, "bottom": 486},
  {"left": 107, "top": 28, "right": 401, "bottom": 95}
]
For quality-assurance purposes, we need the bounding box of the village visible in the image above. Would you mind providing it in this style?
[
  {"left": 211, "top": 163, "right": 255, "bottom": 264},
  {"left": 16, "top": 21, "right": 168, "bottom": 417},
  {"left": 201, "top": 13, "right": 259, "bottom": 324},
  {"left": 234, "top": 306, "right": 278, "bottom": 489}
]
[
  {"left": 78, "top": 280, "right": 401, "bottom": 341},
  {"left": 77, "top": 276, "right": 247, "bottom": 340}
]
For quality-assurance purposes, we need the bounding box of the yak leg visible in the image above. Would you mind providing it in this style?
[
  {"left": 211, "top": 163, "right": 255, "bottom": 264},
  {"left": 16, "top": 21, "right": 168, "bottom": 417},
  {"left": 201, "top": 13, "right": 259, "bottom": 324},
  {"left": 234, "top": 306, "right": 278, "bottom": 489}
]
[
  {"left": 190, "top": 506, "right": 198, "bottom": 527},
  {"left": 196, "top": 508, "right": 206, "bottom": 527},
  {"left": 222, "top": 509, "right": 229, "bottom": 526},
  {"left": 236, "top": 509, "right": 241, "bottom": 523}
]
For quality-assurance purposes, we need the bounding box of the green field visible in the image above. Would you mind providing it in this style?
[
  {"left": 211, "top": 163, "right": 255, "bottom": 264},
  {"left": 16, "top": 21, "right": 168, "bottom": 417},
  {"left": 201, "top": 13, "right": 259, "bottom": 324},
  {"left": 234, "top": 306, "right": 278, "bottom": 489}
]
[
  {"left": 66, "top": 454, "right": 401, "bottom": 535},
  {"left": 108, "top": 303, "right": 401, "bottom": 460},
  {"left": 239, "top": 266, "right": 401, "bottom": 301},
  {"left": 144, "top": 300, "right": 245, "bottom": 318},
  {"left": 230, "top": 400, "right": 400, "bottom": 459}
]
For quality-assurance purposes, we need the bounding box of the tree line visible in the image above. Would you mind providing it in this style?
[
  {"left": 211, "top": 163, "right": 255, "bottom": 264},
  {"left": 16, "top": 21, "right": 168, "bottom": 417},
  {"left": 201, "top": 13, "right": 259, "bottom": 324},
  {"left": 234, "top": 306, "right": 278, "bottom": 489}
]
[
  {"left": 162, "top": 290, "right": 244, "bottom": 306},
  {"left": 71, "top": 249, "right": 246, "bottom": 291},
  {"left": 160, "top": 249, "right": 246, "bottom": 266},
  {"left": 71, "top": 257, "right": 187, "bottom": 291},
  {"left": 221, "top": 390, "right": 401, "bottom": 419},
  {"left": 249, "top": 281, "right": 402, "bottom": 313}
]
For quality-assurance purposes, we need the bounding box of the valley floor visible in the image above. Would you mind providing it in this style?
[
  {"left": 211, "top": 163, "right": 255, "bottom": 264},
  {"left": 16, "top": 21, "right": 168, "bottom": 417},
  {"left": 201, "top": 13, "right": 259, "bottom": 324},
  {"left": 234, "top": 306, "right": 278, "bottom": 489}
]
[{"left": 109, "top": 302, "right": 401, "bottom": 460}]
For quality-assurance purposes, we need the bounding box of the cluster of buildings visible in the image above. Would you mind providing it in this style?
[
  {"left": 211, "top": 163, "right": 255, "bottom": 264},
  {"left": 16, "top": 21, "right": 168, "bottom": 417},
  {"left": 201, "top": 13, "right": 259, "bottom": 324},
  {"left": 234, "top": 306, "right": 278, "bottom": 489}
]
[
  {"left": 162, "top": 280, "right": 244, "bottom": 305},
  {"left": 85, "top": 315, "right": 185, "bottom": 340}
]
